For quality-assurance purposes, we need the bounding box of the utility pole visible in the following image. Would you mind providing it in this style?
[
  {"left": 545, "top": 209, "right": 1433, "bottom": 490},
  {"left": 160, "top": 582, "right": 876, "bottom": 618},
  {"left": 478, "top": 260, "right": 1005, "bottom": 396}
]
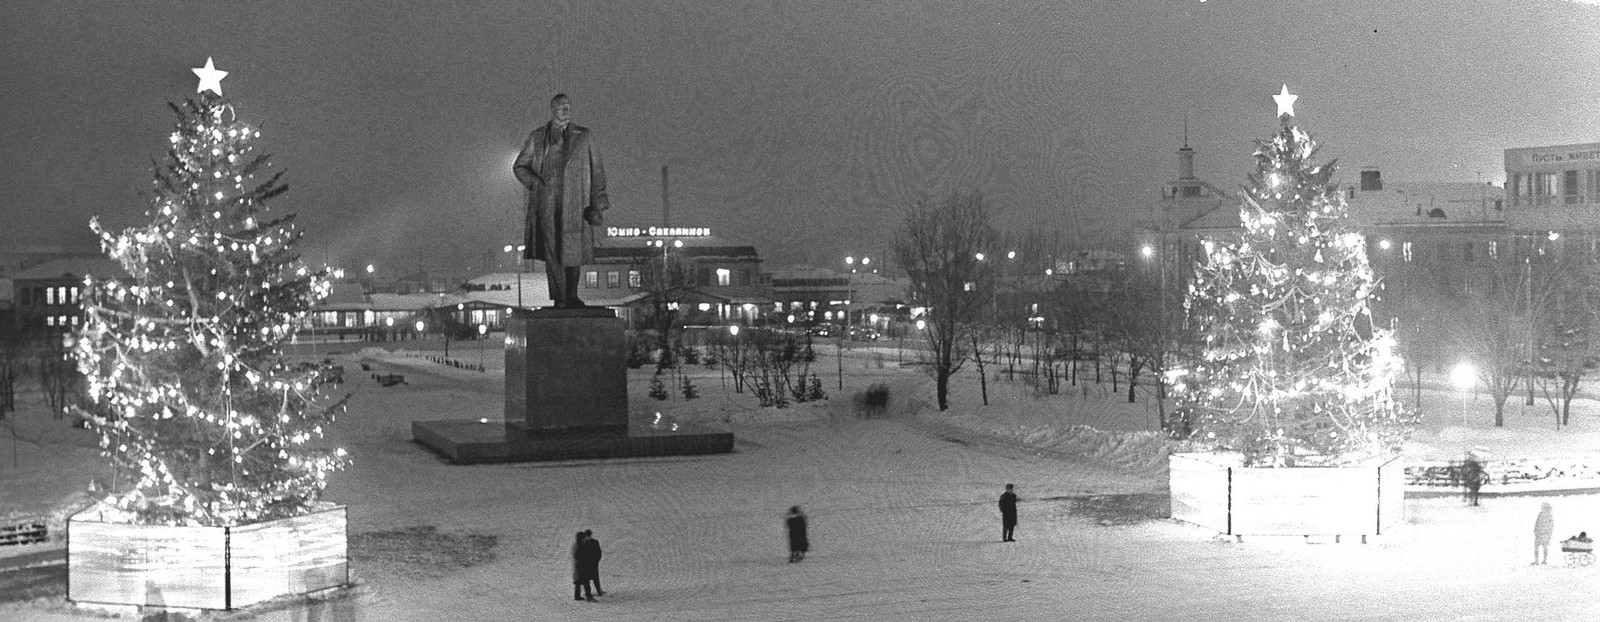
[{"left": 661, "top": 164, "right": 670, "bottom": 228}]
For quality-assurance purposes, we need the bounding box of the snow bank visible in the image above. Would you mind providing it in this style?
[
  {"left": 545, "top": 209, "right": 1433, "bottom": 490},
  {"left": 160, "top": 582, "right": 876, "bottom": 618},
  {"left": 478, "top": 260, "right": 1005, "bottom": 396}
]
[{"left": 932, "top": 415, "right": 1171, "bottom": 478}]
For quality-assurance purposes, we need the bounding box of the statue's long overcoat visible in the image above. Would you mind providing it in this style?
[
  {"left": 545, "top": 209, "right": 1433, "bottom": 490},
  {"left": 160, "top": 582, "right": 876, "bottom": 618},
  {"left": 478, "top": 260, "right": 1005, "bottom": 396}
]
[{"left": 513, "top": 122, "right": 609, "bottom": 266}]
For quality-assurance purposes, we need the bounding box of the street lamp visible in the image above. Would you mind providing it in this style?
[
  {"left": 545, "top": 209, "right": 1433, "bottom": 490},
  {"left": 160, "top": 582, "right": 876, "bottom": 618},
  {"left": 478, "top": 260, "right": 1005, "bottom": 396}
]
[
  {"left": 478, "top": 324, "right": 488, "bottom": 369},
  {"left": 1451, "top": 362, "right": 1476, "bottom": 426},
  {"left": 504, "top": 244, "right": 527, "bottom": 308}
]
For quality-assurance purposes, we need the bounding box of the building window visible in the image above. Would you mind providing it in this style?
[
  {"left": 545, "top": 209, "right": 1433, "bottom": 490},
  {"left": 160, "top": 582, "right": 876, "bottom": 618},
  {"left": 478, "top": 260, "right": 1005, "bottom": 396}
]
[
  {"left": 1536, "top": 172, "right": 1557, "bottom": 205},
  {"left": 70, "top": 286, "right": 79, "bottom": 304},
  {"left": 715, "top": 268, "right": 731, "bottom": 286},
  {"left": 1589, "top": 170, "right": 1600, "bottom": 203},
  {"left": 1489, "top": 241, "right": 1498, "bottom": 259},
  {"left": 585, "top": 271, "right": 599, "bottom": 288},
  {"left": 627, "top": 270, "right": 640, "bottom": 288},
  {"left": 1463, "top": 243, "right": 1474, "bottom": 262},
  {"left": 1181, "top": 185, "right": 1202, "bottom": 198},
  {"left": 1402, "top": 241, "right": 1413, "bottom": 262},
  {"left": 45, "top": 287, "right": 55, "bottom": 305},
  {"left": 1565, "top": 170, "right": 1582, "bottom": 204},
  {"left": 697, "top": 268, "right": 710, "bottom": 285},
  {"left": 604, "top": 271, "right": 618, "bottom": 287}
]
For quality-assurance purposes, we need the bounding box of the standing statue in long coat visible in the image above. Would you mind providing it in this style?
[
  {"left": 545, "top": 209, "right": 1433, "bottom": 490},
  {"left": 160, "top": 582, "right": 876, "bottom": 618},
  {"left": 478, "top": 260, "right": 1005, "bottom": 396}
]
[{"left": 514, "top": 93, "right": 609, "bottom": 309}]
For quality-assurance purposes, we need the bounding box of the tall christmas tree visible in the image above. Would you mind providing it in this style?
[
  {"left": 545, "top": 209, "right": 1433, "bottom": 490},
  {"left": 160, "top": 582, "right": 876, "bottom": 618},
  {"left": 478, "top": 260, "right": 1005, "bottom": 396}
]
[
  {"left": 1170, "top": 85, "right": 1413, "bottom": 468},
  {"left": 71, "top": 59, "right": 348, "bottom": 526}
]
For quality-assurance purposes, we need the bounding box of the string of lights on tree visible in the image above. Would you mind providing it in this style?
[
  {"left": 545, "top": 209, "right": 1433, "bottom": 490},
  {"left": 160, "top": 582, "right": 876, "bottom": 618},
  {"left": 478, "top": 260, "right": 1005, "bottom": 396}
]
[
  {"left": 1168, "top": 85, "right": 1414, "bottom": 467},
  {"left": 70, "top": 58, "right": 349, "bottom": 526}
]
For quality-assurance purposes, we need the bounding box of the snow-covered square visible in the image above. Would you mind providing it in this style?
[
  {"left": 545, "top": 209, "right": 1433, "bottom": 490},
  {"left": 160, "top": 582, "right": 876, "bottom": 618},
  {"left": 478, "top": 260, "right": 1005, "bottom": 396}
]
[{"left": 4, "top": 339, "right": 1600, "bottom": 621}]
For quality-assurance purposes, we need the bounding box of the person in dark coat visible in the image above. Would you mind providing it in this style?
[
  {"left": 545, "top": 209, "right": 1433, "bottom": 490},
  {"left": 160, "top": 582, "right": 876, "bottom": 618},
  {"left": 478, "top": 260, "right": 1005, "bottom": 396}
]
[
  {"left": 999, "top": 483, "right": 1019, "bottom": 542},
  {"left": 786, "top": 506, "right": 809, "bottom": 563},
  {"left": 582, "top": 529, "right": 605, "bottom": 597},
  {"left": 1460, "top": 453, "right": 1484, "bottom": 506},
  {"left": 571, "top": 531, "right": 594, "bottom": 602}
]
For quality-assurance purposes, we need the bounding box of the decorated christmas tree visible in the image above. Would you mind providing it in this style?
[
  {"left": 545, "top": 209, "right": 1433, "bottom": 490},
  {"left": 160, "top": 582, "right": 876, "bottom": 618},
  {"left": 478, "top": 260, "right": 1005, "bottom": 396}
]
[
  {"left": 71, "top": 59, "right": 348, "bottom": 526},
  {"left": 1169, "top": 86, "right": 1413, "bottom": 467}
]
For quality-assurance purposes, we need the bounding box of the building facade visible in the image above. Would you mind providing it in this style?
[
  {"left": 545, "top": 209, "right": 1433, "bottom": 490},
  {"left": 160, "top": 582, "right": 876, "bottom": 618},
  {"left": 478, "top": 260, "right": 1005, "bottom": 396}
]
[
  {"left": 8, "top": 257, "right": 123, "bottom": 334},
  {"left": 586, "top": 226, "right": 772, "bottom": 326},
  {"left": 1143, "top": 137, "right": 1600, "bottom": 379}
]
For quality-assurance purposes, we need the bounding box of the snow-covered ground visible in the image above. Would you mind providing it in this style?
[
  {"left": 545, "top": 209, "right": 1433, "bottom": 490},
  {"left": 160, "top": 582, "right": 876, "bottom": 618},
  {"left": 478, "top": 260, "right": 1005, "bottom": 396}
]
[{"left": 4, "top": 337, "right": 1600, "bottom": 620}]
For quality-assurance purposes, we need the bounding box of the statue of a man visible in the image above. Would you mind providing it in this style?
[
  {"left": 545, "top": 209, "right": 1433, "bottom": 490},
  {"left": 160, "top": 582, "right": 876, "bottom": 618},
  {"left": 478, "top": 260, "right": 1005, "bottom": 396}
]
[{"left": 514, "top": 93, "right": 610, "bottom": 309}]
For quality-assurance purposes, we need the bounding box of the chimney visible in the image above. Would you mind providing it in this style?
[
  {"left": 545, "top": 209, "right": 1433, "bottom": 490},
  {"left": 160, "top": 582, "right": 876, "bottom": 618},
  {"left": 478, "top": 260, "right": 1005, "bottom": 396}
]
[{"left": 1360, "top": 168, "right": 1383, "bottom": 191}]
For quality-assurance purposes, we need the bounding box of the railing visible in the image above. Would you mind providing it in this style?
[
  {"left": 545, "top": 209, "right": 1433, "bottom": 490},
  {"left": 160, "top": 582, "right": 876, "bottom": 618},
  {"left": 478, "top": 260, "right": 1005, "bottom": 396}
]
[
  {"left": 0, "top": 519, "right": 47, "bottom": 546},
  {"left": 1405, "top": 457, "right": 1600, "bottom": 491}
]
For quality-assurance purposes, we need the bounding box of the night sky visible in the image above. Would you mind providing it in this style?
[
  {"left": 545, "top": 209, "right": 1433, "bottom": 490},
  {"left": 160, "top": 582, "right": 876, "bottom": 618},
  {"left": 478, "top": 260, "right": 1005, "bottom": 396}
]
[{"left": 3, "top": 1, "right": 1599, "bottom": 276}]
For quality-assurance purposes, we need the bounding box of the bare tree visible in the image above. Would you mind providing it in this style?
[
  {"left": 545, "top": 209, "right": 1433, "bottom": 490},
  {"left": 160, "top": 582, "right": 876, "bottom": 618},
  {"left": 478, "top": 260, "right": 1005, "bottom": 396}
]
[
  {"left": 894, "top": 192, "right": 998, "bottom": 411},
  {"left": 0, "top": 322, "right": 29, "bottom": 467},
  {"left": 1459, "top": 237, "right": 1567, "bottom": 427},
  {"left": 638, "top": 253, "right": 691, "bottom": 369},
  {"left": 1102, "top": 267, "right": 1172, "bottom": 405},
  {"left": 35, "top": 331, "right": 80, "bottom": 420},
  {"left": 1528, "top": 244, "right": 1600, "bottom": 427}
]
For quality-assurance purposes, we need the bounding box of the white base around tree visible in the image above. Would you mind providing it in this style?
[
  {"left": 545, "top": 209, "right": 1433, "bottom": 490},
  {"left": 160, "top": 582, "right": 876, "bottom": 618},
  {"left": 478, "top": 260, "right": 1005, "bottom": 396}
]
[
  {"left": 67, "top": 502, "right": 348, "bottom": 610},
  {"left": 1169, "top": 452, "right": 1404, "bottom": 538}
]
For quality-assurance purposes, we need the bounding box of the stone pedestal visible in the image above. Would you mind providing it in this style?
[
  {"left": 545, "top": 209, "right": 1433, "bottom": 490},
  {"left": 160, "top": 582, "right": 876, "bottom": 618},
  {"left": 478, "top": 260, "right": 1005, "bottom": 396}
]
[
  {"left": 412, "top": 306, "right": 734, "bottom": 464},
  {"left": 505, "top": 307, "right": 627, "bottom": 434}
]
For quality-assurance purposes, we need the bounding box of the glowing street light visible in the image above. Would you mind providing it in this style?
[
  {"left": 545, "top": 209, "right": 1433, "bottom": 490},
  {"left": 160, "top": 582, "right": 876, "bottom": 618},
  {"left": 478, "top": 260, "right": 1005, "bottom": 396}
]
[
  {"left": 478, "top": 324, "right": 488, "bottom": 368},
  {"left": 1451, "top": 362, "right": 1476, "bottom": 425}
]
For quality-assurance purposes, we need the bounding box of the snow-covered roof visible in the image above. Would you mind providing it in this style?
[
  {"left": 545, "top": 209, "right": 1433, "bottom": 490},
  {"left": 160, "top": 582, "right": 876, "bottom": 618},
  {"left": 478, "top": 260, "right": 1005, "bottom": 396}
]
[
  {"left": 322, "top": 282, "right": 367, "bottom": 305},
  {"left": 10, "top": 256, "right": 125, "bottom": 282},
  {"left": 1347, "top": 182, "right": 1505, "bottom": 226}
]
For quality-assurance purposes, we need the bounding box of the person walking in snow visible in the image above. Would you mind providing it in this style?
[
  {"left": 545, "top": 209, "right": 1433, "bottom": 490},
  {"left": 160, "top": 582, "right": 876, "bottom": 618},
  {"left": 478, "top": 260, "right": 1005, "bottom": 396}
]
[
  {"left": 572, "top": 531, "right": 595, "bottom": 601},
  {"left": 1459, "top": 453, "right": 1484, "bottom": 507},
  {"left": 786, "top": 506, "right": 809, "bottom": 563},
  {"left": 999, "top": 483, "right": 1019, "bottom": 542},
  {"left": 1534, "top": 502, "right": 1555, "bottom": 565},
  {"left": 582, "top": 529, "right": 606, "bottom": 597}
]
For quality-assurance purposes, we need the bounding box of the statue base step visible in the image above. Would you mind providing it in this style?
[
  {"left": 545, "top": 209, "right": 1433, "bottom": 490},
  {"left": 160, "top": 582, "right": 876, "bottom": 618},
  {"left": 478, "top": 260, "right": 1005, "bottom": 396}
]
[{"left": 411, "top": 418, "right": 734, "bottom": 464}]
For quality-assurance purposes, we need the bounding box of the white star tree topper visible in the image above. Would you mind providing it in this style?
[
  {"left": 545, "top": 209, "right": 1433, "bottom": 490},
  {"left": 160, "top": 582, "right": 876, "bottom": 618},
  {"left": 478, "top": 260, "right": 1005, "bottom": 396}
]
[
  {"left": 1273, "top": 84, "right": 1298, "bottom": 117},
  {"left": 192, "top": 57, "right": 228, "bottom": 95}
]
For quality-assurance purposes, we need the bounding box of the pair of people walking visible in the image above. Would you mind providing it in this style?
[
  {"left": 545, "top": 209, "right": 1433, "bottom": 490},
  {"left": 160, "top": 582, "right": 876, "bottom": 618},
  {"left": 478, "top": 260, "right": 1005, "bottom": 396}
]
[{"left": 571, "top": 529, "right": 604, "bottom": 602}]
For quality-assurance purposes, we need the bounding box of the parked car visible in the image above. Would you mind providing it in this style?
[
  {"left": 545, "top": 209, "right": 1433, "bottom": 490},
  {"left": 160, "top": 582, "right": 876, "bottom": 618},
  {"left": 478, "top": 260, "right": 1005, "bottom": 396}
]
[
  {"left": 807, "top": 324, "right": 841, "bottom": 338},
  {"left": 848, "top": 327, "right": 880, "bottom": 341}
]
